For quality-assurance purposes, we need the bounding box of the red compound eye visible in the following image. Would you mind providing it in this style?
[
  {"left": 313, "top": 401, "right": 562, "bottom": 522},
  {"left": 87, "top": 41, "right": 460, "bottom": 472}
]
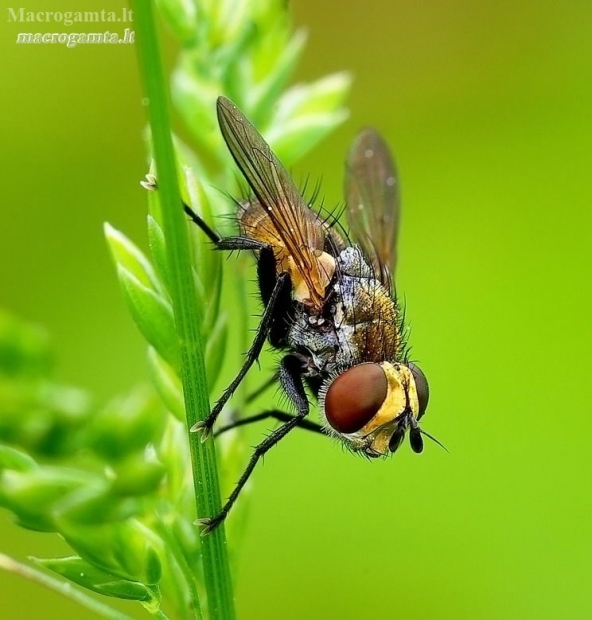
[{"left": 325, "top": 363, "right": 388, "bottom": 434}]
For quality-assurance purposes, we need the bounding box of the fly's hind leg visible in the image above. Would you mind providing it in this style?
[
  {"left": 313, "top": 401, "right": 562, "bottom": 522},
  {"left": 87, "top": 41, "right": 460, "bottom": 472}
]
[{"left": 198, "top": 355, "right": 310, "bottom": 534}]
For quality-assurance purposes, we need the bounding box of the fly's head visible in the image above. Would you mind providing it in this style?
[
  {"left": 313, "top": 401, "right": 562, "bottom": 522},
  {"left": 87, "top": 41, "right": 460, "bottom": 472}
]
[{"left": 319, "top": 361, "right": 430, "bottom": 457}]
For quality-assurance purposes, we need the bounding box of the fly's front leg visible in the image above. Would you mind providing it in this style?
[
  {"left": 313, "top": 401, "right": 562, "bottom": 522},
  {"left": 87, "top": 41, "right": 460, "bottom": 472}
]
[
  {"left": 184, "top": 203, "right": 292, "bottom": 438},
  {"left": 191, "top": 267, "right": 290, "bottom": 437},
  {"left": 184, "top": 203, "right": 262, "bottom": 251},
  {"left": 198, "top": 355, "right": 310, "bottom": 534}
]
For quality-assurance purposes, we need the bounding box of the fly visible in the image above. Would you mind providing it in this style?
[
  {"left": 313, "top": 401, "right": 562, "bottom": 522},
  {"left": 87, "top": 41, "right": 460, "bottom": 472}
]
[{"left": 185, "top": 96, "right": 439, "bottom": 534}]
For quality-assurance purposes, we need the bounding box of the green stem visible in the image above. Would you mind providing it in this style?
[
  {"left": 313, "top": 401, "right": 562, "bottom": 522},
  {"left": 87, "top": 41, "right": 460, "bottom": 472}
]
[
  {"left": 0, "top": 554, "right": 133, "bottom": 620},
  {"left": 132, "top": 2, "right": 235, "bottom": 620}
]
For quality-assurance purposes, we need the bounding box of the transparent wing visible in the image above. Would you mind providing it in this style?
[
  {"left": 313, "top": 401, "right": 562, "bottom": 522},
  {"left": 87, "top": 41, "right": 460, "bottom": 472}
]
[
  {"left": 217, "top": 96, "right": 333, "bottom": 308},
  {"left": 345, "top": 128, "right": 400, "bottom": 286}
]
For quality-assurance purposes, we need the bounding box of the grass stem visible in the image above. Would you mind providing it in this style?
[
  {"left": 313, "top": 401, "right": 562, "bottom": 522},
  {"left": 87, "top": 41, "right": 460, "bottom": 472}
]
[{"left": 132, "top": 2, "right": 236, "bottom": 618}]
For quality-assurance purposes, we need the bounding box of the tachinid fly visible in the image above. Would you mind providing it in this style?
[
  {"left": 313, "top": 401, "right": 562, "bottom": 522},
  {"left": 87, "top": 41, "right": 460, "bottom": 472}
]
[{"left": 185, "top": 96, "right": 436, "bottom": 533}]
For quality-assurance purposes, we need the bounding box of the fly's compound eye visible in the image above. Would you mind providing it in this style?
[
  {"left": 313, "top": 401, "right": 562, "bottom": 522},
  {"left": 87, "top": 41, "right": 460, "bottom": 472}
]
[
  {"left": 324, "top": 363, "right": 388, "bottom": 434},
  {"left": 408, "top": 363, "right": 429, "bottom": 420}
]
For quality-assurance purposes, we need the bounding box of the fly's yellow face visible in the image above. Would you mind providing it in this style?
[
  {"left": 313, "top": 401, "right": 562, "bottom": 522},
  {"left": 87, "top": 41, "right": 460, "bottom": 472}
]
[{"left": 320, "top": 361, "right": 430, "bottom": 457}]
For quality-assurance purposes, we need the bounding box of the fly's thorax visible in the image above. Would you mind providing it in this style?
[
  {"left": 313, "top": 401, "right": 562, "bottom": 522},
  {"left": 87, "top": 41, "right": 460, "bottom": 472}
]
[
  {"left": 285, "top": 247, "right": 402, "bottom": 375},
  {"left": 287, "top": 312, "right": 339, "bottom": 375},
  {"left": 318, "top": 361, "right": 429, "bottom": 457},
  {"left": 287, "top": 251, "right": 335, "bottom": 306},
  {"left": 338, "top": 246, "right": 374, "bottom": 278},
  {"left": 239, "top": 198, "right": 335, "bottom": 309}
]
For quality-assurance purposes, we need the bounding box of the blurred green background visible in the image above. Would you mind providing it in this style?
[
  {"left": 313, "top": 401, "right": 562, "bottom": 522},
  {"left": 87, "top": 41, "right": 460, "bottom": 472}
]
[{"left": 2, "top": 0, "right": 592, "bottom": 618}]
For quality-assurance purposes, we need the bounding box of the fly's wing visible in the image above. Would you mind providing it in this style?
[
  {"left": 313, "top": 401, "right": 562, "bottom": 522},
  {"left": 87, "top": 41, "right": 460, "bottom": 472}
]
[
  {"left": 217, "top": 96, "right": 334, "bottom": 308},
  {"left": 345, "top": 128, "right": 400, "bottom": 287}
]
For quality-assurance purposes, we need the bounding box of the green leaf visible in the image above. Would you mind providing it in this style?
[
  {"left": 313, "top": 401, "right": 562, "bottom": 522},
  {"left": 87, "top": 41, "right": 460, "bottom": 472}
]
[
  {"left": 108, "top": 453, "right": 166, "bottom": 497},
  {"left": 57, "top": 519, "right": 163, "bottom": 586},
  {"left": 0, "top": 310, "right": 52, "bottom": 378},
  {"left": 270, "top": 109, "right": 350, "bottom": 166},
  {"left": 0, "top": 444, "right": 37, "bottom": 472},
  {"left": 147, "top": 214, "right": 170, "bottom": 295},
  {"left": 0, "top": 467, "right": 96, "bottom": 532},
  {"left": 280, "top": 71, "right": 352, "bottom": 117},
  {"left": 34, "top": 556, "right": 161, "bottom": 610},
  {"left": 204, "top": 0, "right": 251, "bottom": 50},
  {"left": 184, "top": 176, "right": 225, "bottom": 336},
  {"left": 155, "top": 421, "right": 193, "bottom": 513},
  {"left": 268, "top": 72, "right": 352, "bottom": 164},
  {"left": 156, "top": 541, "right": 193, "bottom": 619},
  {"left": 170, "top": 516, "right": 202, "bottom": 568},
  {"left": 147, "top": 348, "right": 185, "bottom": 422},
  {"left": 104, "top": 223, "right": 165, "bottom": 297},
  {"left": 54, "top": 484, "right": 140, "bottom": 526},
  {"left": 116, "top": 266, "right": 179, "bottom": 369},
  {"left": 0, "top": 379, "right": 94, "bottom": 459},
  {"left": 172, "top": 64, "right": 220, "bottom": 154},
  {"left": 112, "top": 521, "right": 163, "bottom": 586},
  {"left": 251, "top": 28, "right": 307, "bottom": 120},
  {"left": 89, "top": 388, "right": 165, "bottom": 461},
  {"left": 155, "top": 0, "right": 197, "bottom": 45},
  {"left": 0, "top": 554, "right": 136, "bottom": 620},
  {"left": 96, "top": 581, "right": 160, "bottom": 613}
]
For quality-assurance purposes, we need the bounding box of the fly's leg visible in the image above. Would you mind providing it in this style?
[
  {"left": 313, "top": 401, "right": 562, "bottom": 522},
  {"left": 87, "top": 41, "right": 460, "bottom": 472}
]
[
  {"left": 214, "top": 410, "right": 325, "bottom": 437},
  {"left": 197, "top": 414, "right": 304, "bottom": 534},
  {"left": 184, "top": 203, "right": 292, "bottom": 438},
  {"left": 198, "top": 355, "right": 309, "bottom": 534},
  {"left": 215, "top": 369, "right": 324, "bottom": 435},
  {"left": 184, "top": 203, "right": 263, "bottom": 251},
  {"left": 191, "top": 269, "right": 290, "bottom": 438}
]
